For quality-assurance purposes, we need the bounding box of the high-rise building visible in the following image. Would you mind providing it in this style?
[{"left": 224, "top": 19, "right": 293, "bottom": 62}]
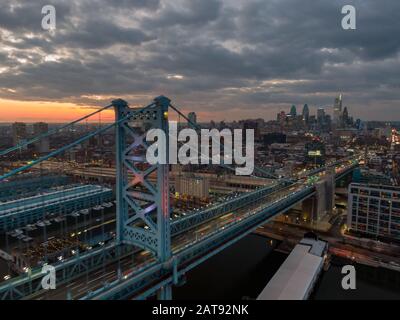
[
  {"left": 317, "top": 108, "right": 325, "bottom": 125},
  {"left": 302, "top": 104, "right": 310, "bottom": 123},
  {"left": 188, "top": 112, "right": 197, "bottom": 126},
  {"left": 355, "top": 119, "right": 362, "bottom": 130},
  {"left": 33, "top": 122, "right": 50, "bottom": 154},
  {"left": 12, "top": 122, "right": 27, "bottom": 147},
  {"left": 347, "top": 183, "right": 400, "bottom": 240},
  {"left": 277, "top": 111, "right": 287, "bottom": 124},
  {"left": 342, "top": 106, "right": 349, "bottom": 127},
  {"left": 290, "top": 105, "right": 297, "bottom": 117},
  {"left": 333, "top": 94, "right": 343, "bottom": 126}
]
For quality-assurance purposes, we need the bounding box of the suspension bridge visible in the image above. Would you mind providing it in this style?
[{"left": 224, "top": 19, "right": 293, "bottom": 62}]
[{"left": 0, "top": 96, "right": 358, "bottom": 300}]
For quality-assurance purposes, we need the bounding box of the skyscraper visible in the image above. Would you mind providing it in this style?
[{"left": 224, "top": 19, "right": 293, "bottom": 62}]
[
  {"left": 342, "top": 106, "right": 349, "bottom": 127},
  {"left": 317, "top": 108, "right": 325, "bottom": 125},
  {"left": 290, "top": 105, "right": 297, "bottom": 117},
  {"left": 302, "top": 104, "right": 310, "bottom": 123},
  {"left": 333, "top": 94, "right": 343, "bottom": 125}
]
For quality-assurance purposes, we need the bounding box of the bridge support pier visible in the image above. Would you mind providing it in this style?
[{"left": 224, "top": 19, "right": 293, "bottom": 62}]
[{"left": 302, "top": 170, "right": 335, "bottom": 223}]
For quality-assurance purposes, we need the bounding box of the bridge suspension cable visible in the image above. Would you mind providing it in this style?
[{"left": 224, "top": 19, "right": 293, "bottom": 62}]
[
  {"left": 0, "top": 104, "right": 113, "bottom": 157},
  {"left": 0, "top": 102, "right": 155, "bottom": 181}
]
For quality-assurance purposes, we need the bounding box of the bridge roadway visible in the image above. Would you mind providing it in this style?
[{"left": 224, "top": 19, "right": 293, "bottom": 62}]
[
  {"left": 30, "top": 160, "right": 356, "bottom": 299},
  {"left": 28, "top": 181, "right": 298, "bottom": 299},
  {"left": 0, "top": 179, "right": 284, "bottom": 300},
  {"left": 0, "top": 162, "right": 355, "bottom": 299}
]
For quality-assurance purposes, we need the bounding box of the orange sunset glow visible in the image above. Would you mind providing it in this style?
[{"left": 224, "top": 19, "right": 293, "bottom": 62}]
[
  {"left": 0, "top": 98, "right": 254, "bottom": 123},
  {"left": 0, "top": 99, "right": 115, "bottom": 123}
]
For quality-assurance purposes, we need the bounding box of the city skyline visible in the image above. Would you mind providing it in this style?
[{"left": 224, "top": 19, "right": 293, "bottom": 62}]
[
  {"left": 2, "top": 0, "right": 400, "bottom": 306},
  {"left": 0, "top": 95, "right": 397, "bottom": 124},
  {"left": 1, "top": 0, "right": 400, "bottom": 122}
]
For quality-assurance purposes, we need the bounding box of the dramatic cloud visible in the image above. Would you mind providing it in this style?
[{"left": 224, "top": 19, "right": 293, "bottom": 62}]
[{"left": 0, "top": 0, "right": 399, "bottom": 120}]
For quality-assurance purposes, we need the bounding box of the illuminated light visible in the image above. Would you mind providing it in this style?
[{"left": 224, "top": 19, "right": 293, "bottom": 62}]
[
  {"left": 308, "top": 150, "right": 322, "bottom": 156},
  {"left": 164, "top": 111, "right": 168, "bottom": 119}
]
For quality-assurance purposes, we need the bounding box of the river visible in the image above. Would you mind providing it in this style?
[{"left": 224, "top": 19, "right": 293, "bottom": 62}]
[{"left": 173, "top": 234, "right": 400, "bottom": 300}]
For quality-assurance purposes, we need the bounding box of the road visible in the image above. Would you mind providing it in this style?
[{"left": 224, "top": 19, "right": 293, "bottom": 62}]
[{"left": 21, "top": 160, "right": 357, "bottom": 299}]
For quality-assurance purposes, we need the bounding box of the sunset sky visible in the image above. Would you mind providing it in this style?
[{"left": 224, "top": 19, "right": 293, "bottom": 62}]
[{"left": 0, "top": 0, "right": 399, "bottom": 123}]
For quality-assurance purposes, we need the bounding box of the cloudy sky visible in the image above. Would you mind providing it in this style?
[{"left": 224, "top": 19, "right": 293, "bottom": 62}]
[{"left": 0, "top": 0, "right": 399, "bottom": 122}]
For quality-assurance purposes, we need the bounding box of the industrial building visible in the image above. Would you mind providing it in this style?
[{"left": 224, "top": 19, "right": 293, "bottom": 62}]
[
  {"left": 347, "top": 183, "right": 400, "bottom": 240},
  {"left": 257, "top": 235, "right": 328, "bottom": 300},
  {"left": 0, "top": 184, "right": 113, "bottom": 232},
  {"left": 0, "top": 175, "right": 69, "bottom": 201}
]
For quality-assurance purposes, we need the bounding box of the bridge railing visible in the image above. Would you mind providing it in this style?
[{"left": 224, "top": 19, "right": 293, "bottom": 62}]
[{"left": 80, "top": 162, "right": 359, "bottom": 300}]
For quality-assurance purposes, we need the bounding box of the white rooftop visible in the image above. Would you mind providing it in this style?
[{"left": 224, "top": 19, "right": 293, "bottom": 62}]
[{"left": 257, "top": 240, "right": 327, "bottom": 300}]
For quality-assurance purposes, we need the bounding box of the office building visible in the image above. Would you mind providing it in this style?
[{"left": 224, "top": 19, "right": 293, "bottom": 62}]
[
  {"left": 347, "top": 183, "right": 400, "bottom": 240},
  {"left": 302, "top": 104, "right": 310, "bottom": 123},
  {"left": 317, "top": 108, "right": 325, "bottom": 125},
  {"left": 333, "top": 94, "right": 343, "bottom": 126},
  {"left": 11, "top": 122, "right": 27, "bottom": 147},
  {"left": 175, "top": 175, "right": 210, "bottom": 199},
  {"left": 290, "top": 105, "right": 297, "bottom": 117}
]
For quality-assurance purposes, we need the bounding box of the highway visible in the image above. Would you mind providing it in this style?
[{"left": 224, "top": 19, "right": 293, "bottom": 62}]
[{"left": 28, "top": 181, "right": 304, "bottom": 299}]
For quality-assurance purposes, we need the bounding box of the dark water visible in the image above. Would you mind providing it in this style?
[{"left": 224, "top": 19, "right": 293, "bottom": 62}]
[
  {"left": 174, "top": 234, "right": 286, "bottom": 300},
  {"left": 174, "top": 234, "right": 400, "bottom": 300},
  {"left": 314, "top": 258, "right": 400, "bottom": 300}
]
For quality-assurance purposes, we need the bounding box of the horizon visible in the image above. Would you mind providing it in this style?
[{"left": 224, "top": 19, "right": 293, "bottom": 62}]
[{"left": 0, "top": 1, "right": 400, "bottom": 123}]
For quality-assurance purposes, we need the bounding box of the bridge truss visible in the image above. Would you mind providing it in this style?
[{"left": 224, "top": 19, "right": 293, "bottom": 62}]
[{"left": 0, "top": 96, "right": 359, "bottom": 300}]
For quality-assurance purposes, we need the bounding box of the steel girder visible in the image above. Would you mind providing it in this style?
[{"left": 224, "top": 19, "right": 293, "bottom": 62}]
[
  {"left": 0, "top": 244, "right": 128, "bottom": 300},
  {"left": 1, "top": 161, "right": 358, "bottom": 300},
  {"left": 113, "top": 96, "right": 172, "bottom": 263},
  {"left": 82, "top": 186, "right": 316, "bottom": 300},
  {"left": 81, "top": 163, "right": 358, "bottom": 300},
  {"left": 170, "top": 182, "right": 288, "bottom": 235}
]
